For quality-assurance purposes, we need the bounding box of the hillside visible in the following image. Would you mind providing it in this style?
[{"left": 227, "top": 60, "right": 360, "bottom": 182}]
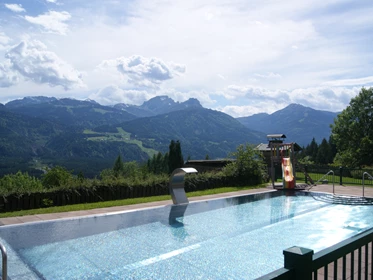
[
  {"left": 0, "top": 108, "right": 67, "bottom": 176},
  {"left": 98, "top": 108, "right": 266, "bottom": 159},
  {"left": 0, "top": 96, "right": 339, "bottom": 177},
  {"left": 0, "top": 109, "right": 65, "bottom": 156},
  {"left": 237, "top": 104, "right": 338, "bottom": 146},
  {"left": 0, "top": 103, "right": 149, "bottom": 177},
  {"left": 5, "top": 97, "right": 136, "bottom": 128}
]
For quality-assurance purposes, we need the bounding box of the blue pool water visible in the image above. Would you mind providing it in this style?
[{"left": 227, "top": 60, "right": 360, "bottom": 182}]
[{"left": 1, "top": 191, "right": 373, "bottom": 279}]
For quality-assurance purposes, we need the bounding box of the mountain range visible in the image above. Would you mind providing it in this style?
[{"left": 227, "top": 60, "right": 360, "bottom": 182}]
[
  {"left": 237, "top": 103, "right": 339, "bottom": 145},
  {"left": 0, "top": 95, "right": 339, "bottom": 177}
]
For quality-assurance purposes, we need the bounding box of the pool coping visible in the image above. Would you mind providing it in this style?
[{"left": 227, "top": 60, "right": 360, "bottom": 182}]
[
  {"left": 0, "top": 184, "right": 372, "bottom": 226},
  {"left": 0, "top": 187, "right": 275, "bottom": 226}
]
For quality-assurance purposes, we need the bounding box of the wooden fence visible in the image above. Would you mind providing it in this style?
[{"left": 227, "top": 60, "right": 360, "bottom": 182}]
[{"left": 0, "top": 175, "right": 262, "bottom": 212}]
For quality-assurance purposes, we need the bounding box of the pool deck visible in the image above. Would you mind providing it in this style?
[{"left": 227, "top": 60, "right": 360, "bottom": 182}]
[{"left": 0, "top": 183, "right": 372, "bottom": 226}]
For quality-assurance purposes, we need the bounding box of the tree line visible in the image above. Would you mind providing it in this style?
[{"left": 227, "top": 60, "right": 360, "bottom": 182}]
[
  {"left": 298, "top": 137, "right": 337, "bottom": 165},
  {"left": 299, "top": 87, "right": 373, "bottom": 168},
  {"left": 0, "top": 141, "right": 267, "bottom": 198}
]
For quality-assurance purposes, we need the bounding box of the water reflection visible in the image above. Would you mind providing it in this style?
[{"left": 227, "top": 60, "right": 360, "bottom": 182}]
[{"left": 168, "top": 204, "right": 188, "bottom": 228}]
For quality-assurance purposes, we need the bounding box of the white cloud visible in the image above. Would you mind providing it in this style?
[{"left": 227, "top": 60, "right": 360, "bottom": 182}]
[
  {"left": 45, "top": 0, "right": 57, "bottom": 3},
  {"left": 99, "top": 55, "right": 186, "bottom": 88},
  {"left": 24, "top": 11, "right": 71, "bottom": 35},
  {"left": 5, "top": 39, "right": 85, "bottom": 90},
  {"left": 0, "top": 33, "right": 10, "bottom": 45},
  {"left": 288, "top": 87, "right": 360, "bottom": 112},
  {"left": 218, "top": 103, "right": 279, "bottom": 118},
  {"left": 89, "top": 85, "right": 151, "bottom": 105},
  {"left": 254, "top": 72, "right": 282, "bottom": 79},
  {"left": 0, "top": 32, "right": 11, "bottom": 50},
  {"left": 4, "top": 3, "right": 25, "bottom": 13},
  {"left": 1, "top": 0, "right": 373, "bottom": 116},
  {"left": 212, "top": 85, "right": 362, "bottom": 117},
  {"left": 322, "top": 76, "right": 373, "bottom": 87},
  {"left": 223, "top": 85, "right": 289, "bottom": 102},
  {"left": 0, "top": 61, "right": 19, "bottom": 87}
]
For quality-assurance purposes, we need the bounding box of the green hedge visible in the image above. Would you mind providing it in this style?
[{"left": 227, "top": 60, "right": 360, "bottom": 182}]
[{"left": 0, "top": 172, "right": 263, "bottom": 212}]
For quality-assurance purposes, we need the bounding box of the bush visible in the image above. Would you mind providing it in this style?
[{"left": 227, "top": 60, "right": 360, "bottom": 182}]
[
  {"left": 42, "top": 166, "right": 73, "bottom": 189},
  {"left": 0, "top": 171, "right": 43, "bottom": 196},
  {"left": 223, "top": 144, "right": 268, "bottom": 183}
]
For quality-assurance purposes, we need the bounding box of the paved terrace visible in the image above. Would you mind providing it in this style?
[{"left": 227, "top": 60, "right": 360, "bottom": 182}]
[{"left": 0, "top": 183, "right": 372, "bottom": 226}]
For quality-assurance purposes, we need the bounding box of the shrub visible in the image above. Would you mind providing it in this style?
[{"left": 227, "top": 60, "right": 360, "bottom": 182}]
[
  {"left": 42, "top": 166, "right": 73, "bottom": 189},
  {"left": 223, "top": 144, "right": 268, "bottom": 183},
  {"left": 0, "top": 171, "right": 43, "bottom": 196}
]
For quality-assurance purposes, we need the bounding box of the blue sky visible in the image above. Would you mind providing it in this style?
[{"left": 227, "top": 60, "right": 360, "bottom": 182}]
[{"left": 0, "top": 0, "right": 372, "bottom": 117}]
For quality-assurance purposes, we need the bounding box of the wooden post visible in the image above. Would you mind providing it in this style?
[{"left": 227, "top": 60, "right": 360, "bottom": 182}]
[
  {"left": 283, "top": 246, "right": 314, "bottom": 280},
  {"left": 339, "top": 166, "right": 343, "bottom": 185}
]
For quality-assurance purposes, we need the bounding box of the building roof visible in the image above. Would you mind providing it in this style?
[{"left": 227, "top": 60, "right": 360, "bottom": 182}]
[
  {"left": 267, "top": 134, "right": 286, "bottom": 139},
  {"left": 256, "top": 143, "right": 271, "bottom": 151}
]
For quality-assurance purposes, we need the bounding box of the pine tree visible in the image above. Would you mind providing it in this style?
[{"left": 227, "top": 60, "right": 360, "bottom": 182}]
[
  {"left": 168, "top": 140, "right": 184, "bottom": 173},
  {"left": 328, "top": 136, "right": 337, "bottom": 163},
  {"left": 316, "top": 138, "right": 332, "bottom": 164},
  {"left": 307, "top": 138, "right": 319, "bottom": 162},
  {"left": 113, "top": 155, "right": 124, "bottom": 177}
]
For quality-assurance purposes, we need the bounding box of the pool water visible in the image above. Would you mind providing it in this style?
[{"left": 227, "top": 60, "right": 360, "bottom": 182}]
[{"left": 1, "top": 191, "right": 373, "bottom": 279}]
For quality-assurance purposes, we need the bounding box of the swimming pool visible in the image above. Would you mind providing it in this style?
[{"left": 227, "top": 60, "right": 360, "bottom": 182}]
[{"left": 1, "top": 191, "right": 373, "bottom": 279}]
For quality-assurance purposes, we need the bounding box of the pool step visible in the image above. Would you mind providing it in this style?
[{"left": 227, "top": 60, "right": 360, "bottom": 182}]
[{"left": 311, "top": 193, "right": 373, "bottom": 205}]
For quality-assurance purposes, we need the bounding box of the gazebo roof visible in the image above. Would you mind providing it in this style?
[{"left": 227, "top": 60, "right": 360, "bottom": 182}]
[
  {"left": 256, "top": 142, "right": 303, "bottom": 152},
  {"left": 267, "top": 134, "right": 286, "bottom": 139}
]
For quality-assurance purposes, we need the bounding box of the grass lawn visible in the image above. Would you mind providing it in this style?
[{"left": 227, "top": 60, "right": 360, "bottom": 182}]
[{"left": 0, "top": 184, "right": 266, "bottom": 218}]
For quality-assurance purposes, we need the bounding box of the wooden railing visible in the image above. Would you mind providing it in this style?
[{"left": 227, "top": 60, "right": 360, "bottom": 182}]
[{"left": 258, "top": 227, "right": 373, "bottom": 279}]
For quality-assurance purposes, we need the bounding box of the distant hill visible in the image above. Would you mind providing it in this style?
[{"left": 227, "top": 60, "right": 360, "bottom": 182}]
[
  {"left": 5, "top": 96, "right": 58, "bottom": 108},
  {"left": 0, "top": 108, "right": 68, "bottom": 176},
  {"left": 0, "top": 109, "right": 64, "bottom": 157},
  {"left": 2, "top": 95, "right": 265, "bottom": 177},
  {"left": 1, "top": 96, "right": 338, "bottom": 177},
  {"left": 237, "top": 104, "right": 338, "bottom": 146},
  {"left": 5, "top": 97, "right": 136, "bottom": 128},
  {"left": 1, "top": 98, "right": 150, "bottom": 177},
  {"left": 100, "top": 108, "right": 266, "bottom": 159},
  {"left": 113, "top": 96, "right": 203, "bottom": 118}
]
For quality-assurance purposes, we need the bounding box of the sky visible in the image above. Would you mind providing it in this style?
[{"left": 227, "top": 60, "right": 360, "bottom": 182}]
[{"left": 0, "top": 0, "right": 372, "bottom": 117}]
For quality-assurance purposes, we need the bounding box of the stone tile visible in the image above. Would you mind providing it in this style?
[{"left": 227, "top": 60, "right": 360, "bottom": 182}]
[
  {"left": 33, "top": 213, "right": 63, "bottom": 221},
  {"left": 17, "top": 215, "right": 43, "bottom": 223},
  {"left": 0, "top": 217, "right": 24, "bottom": 225}
]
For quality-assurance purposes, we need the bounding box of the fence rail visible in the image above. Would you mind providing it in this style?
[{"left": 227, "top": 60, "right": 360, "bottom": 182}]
[
  {"left": 295, "top": 165, "right": 373, "bottom": 186},
  {"left": 259, "top": 228, "right": 373, "bottom": 279}
]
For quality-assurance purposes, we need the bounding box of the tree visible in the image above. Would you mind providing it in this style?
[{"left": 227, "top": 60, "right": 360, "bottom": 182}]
[
  {"left": 113, "top": 155, "right": 124, "bottom": 177},
  {"left": 42, "top": 166, "right": 72, "bottom": 188},
  {"left": 168, "top": 140, "right": 184, "bottom": 173},
  {"left": 305, "top": 138, "right": 318, "bottom": 162},
  {"left": 316, "top": 138, "right": 332, "bottom": 164},
  {"left": 122, "top": 161, "right": 139, "bottom": 178},
  {"left": 223, "top": 144, "right": 267, "bottom": 183},
  {"left": 147, "top": 152, "right": 169, "bottom": 174},
  {"left": 331, "top": 87, "right": 373, "bottom": 166},
  {"left": 328, "top": 135, "right": 337, "bottom": 162}
]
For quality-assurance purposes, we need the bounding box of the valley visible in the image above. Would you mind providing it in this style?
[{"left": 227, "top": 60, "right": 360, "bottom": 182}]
[{"left": 0, "top": 95, "right": 338, "bottom": 177}]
